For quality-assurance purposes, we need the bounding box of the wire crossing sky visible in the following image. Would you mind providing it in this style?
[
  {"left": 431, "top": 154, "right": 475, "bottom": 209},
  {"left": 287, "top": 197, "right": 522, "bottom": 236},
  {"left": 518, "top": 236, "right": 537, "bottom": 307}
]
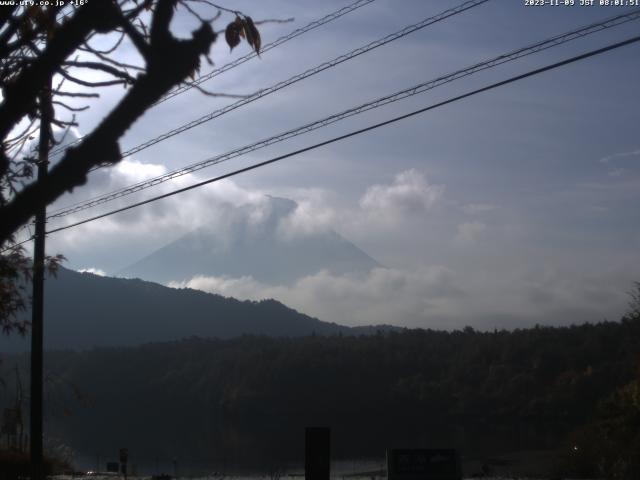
[
  {"left": 153, "top": 0, "right": 378, "bottom": 105},
  {"left": 46, "top": 0, "right": 489, "bottom": 180},
  {"left": 48, "top": 0, "right": 378, "bottom": 159},
  {"left": 45, "top": 34, "right": 640, "bottom": 236},
  {"left": 46, "top": 8, "right": 640, "bottom": 220},
  {"left": 9, "top": 0, "right": 640, "bottom": 331}
]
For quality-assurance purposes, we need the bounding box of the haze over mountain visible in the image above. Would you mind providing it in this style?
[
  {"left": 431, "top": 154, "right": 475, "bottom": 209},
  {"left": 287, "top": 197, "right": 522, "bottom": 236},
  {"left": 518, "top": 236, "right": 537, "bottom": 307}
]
[{"left": 117, "top": 196, "right": 380, "bottom": 286}]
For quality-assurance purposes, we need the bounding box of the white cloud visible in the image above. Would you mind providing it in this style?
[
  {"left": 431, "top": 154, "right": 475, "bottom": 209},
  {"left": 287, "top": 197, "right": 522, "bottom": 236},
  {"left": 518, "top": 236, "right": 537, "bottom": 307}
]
[
  {"left": 599, "top": 148, "right": 640, "bottom": 164},
  {"left": 171, "top": 266, "right": 464, "bottom": 328},
  {"left": 170, "top": 264, "right": 631, "bottom": 331},
  {"left": 77, "top": 268, "right": 106, "bottom": 276},
  {"left": 359, "top": 169, "right": 444, "bottom": 218},
  {"left": 169, "top": 275, "right": 262, "bottom": 299},
  {"left": 277, "top": 199, "right": 336, "bottom": 239},
  {"left": 455, "top": 221, "right": 487, "bottom": 244},
  {"left": 46, "top": 158, "right": 270, "bottom": 270},
  {"left": 111, "top": 158, "right": 167, "bottom": 183},
  {"left": 48, "top": 166, "right": 446, "bottom": 269}
]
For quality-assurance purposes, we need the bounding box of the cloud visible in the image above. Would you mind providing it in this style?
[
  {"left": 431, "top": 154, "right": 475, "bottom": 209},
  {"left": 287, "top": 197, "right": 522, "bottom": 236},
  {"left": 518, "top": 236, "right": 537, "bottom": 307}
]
[
  {"left": 270, "top": 170, "right": 450, "bottom": 248},
  {"left": 276, "top": 197, "right": 336, "bottom": 240},
  {"left": 454, "top": 221, "right": 487, "bottom": 244},
  {"left": 359, "top": 169, "right": 444, "bottom": 217},
  {"left": 48, "top": 165, "right": 445, "bottom": 269},
  {"left": 110, "top": 158, "right": 167, "bottom": 184},
  {"left": 599, "top": 148, "right": 640, "bottom": 164},
  {"left": 45, "top": 158, "right": 270, "bottom": 270},
  {"left": 170, "top": 263, "right": 630, "bottom": 331},
  {"left": 170, "top": 266, "right": 464, "bottom": 328},
  {"left": 76, "top": 268, "right": 106, "bottom": 276}
]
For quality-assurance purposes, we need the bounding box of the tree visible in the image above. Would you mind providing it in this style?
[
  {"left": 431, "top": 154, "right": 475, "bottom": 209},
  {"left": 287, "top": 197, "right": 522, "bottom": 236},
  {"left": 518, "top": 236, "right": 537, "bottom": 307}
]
[
  {"left": 559, "top": 368, "right": 640, "bottom": 479},
  {"left": 627, "top": 281, "right": 640, "bottom": 321},
  {"left": 0, "top": 1, "right": 261, "bottom": 332}
]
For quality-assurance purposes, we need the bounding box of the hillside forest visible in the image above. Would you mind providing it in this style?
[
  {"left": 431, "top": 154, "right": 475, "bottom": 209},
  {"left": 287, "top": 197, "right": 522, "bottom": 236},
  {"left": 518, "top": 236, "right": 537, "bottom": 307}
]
[{"left": 2, "top": 317, "right": 640, "bottom": 478}]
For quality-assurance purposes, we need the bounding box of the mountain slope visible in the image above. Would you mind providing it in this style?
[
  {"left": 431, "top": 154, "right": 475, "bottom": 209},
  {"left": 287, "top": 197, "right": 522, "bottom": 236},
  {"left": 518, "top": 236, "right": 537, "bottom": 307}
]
[
  {"left": 1, "top": 267, "right": 350, "bottom": 352},
  {"left": 117, "top": 196, "right": 380, "bottom": 285}
]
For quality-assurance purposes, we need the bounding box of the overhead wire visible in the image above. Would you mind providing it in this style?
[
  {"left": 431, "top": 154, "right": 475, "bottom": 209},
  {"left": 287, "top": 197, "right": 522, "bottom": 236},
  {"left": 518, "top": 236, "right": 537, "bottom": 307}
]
[
  {"left": 109, "top": 0, "right": 490, "bottom": 160},
  {"left": 4, "top": 0, "right": 479, "bottom": 252},
  {"left": 156, "top": 0, "right": 377, "bottom": 106},
  {"left": 1, "top": 235, "right": 34, "bottom": 253},
  {"left": 47, "top": 0, "right": 378, "bottom": 158},
  {"left": 47, "top": 0, "right": 491, "bottom": 164},
  {"left": 43, "top": 34, "right": 640, "bottom": 237},
  {"left": 46, "top": 8, "right": 640, "bottom": 220}
]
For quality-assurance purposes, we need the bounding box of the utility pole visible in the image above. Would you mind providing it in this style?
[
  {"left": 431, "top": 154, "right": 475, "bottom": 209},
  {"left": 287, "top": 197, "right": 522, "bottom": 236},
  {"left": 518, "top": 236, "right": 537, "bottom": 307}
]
[{"left": 31, "top": 75, "right": 52, "bottom": 480}]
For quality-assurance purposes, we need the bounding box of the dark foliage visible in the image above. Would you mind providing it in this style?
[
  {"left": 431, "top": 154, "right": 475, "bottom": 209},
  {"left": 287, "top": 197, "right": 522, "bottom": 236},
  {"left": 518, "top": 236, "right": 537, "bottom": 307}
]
[
  {"left": 0, "top": 450, "right": 71, "bottom": 480},
  {"left": 3, "top": 319, "right": 638, "bottom": 473},
  {"left": 557, "top": 367, "right": 640, "bottom": 479}
]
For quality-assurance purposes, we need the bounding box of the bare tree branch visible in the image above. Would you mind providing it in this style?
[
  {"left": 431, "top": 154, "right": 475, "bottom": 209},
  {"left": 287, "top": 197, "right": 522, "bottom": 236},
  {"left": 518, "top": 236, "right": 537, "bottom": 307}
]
[
  {"left": 118, "top": 13, "right": 150, "bottom": 60},
  {"left": 57, "top": 68, "right": 129, "bottom": 88},
  {"left": 0, "top": 2, "right": 121, "bottom": 140},
  {"left": 0, "top": 0, "right": 218, "bottom": 242},
  {"left": 62, "top": 60, "right": 137, "bottom": 83},
  {"left": 191, "top": 83, "right": 251, "bottom": 99},
  {"left": 79, "top": 30, "right": 126, "bottom": 56},
  {"left": 82, "top": 47, "right": 145, "bottom": 72},
  {"left": 51, "top": 118, "right": 79, "bottom": 129},
  {"left": 53, "top": 90, "right": 100, "bottom": 98},
  {"left": 52, "top": 100, "right": 90, "bottom": 112}
]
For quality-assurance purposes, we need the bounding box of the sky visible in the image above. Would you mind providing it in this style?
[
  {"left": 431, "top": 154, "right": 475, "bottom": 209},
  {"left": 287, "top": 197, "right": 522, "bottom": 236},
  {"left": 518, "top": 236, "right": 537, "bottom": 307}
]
[{"left": 17, "top": 0, "right": 640, "bottom": 330}]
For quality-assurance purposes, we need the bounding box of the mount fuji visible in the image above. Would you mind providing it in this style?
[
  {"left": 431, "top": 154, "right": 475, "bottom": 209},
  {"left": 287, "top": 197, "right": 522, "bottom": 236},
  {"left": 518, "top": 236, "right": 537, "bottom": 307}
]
[{"left": 117, "top": 196, "right": 380, "bottom": 286}]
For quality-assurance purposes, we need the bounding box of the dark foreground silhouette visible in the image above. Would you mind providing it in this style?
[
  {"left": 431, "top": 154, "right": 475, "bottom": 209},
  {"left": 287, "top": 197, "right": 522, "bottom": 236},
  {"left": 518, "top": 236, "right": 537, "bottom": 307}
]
[{"left": 2, "top": 317, "right": 639, "bottom": 477}]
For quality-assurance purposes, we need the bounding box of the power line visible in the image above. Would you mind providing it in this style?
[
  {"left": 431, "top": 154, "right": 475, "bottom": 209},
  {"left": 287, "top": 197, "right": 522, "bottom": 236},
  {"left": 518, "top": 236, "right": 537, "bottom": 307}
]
[
  {"left": 48, "top": 0, "right": 490, "bottom": 166},
  {"left": 115, "top": 0, "right": 490, "bottom": 159},
  {"left": 0, "top": 235, "right": 34, "bottom": 254},
  {"left": 3, "top": 0, "right": 482, "bottom": 252},
  {"left": 45, "top": 34, "right": 640, "bottom": 236},
  {"left": 46, "top": 9, "right": 640, "bottom": 220},
  {"left": 48, "top": 0, "right": 377, "bottom": 158},
  {"left": 155, "top": 0, "right": 377, "bottom": 106}
]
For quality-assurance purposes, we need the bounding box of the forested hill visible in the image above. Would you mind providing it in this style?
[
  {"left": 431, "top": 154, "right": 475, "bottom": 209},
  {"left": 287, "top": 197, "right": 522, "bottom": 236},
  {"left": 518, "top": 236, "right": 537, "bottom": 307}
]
[
  {"left": 2, "top": 267, "right": 398, "bottom": 352},
  {"left": 4, "top": 318, "right": 638, "bottom": 475}
]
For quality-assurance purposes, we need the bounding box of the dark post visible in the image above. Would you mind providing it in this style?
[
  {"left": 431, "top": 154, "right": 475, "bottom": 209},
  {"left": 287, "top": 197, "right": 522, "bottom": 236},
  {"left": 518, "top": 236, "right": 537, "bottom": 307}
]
[
  {"left": 305, "top": 427, "right": 330, "bottom": 480},
  {"left": 30, "top": 76, "right": 52, "bottom": 480},
  {"left": 119, "top": 448, "right": 129, "bottom": 480}
]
